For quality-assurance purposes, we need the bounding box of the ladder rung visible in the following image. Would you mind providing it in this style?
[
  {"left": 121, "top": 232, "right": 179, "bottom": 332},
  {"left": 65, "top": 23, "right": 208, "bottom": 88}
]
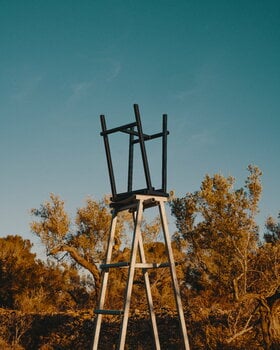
[
  {"left": 100, "top": 262, "right": 130, "bottom": 269},
  {"left": 94, "top": 309, "right": 124, "bottom": 315},
  {"left": 100, "top": 262, "right": 171, "bottom": 270},
  {"left": 135, "top": 262, "right": 170, "bottom": 269}
]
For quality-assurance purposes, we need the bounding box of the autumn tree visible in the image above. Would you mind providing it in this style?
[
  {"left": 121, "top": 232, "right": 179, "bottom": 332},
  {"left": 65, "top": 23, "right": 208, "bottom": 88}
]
[
  {"left": 0, "top": 235, "right": 88, "bottom": 312},
  {"left": 170, "top": 165, "right": 262, "bottom": 300},
  {"left": 250, "top": 213, "right": 280, "bottom": 349},
  {"left": 264, "top": 212, "right": 280, "bottom": 244},
  {"left": 0, "top": 235, "right": 39, "bottom": 309},
  {"left": 255, "top": 212, "right": 280, "bottom": 297},
  {"left": 30, "top": 194, "right": 126, "bottom": 297},
  {"left": 169, "top": 166, "right": 272, "bottom": 348},
  {"left": 31, "top": 193, "right": 187, "bottom": 313}
]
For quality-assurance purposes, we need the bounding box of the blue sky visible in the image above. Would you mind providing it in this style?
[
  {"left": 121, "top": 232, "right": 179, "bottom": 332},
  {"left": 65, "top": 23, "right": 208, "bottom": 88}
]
[{"left": 0, "top": 1, "right": 279, "bottom": 255}]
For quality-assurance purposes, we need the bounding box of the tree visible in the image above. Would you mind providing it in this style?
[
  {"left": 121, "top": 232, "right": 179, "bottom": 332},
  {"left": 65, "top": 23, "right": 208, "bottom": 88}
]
[
  {"left": 30, "top": 193, "right": 187, "bottom": 312},
  {"left": 264, "top": 212, "right": 280, "bottom": 244},
  {"left": 0, "top": 234, "right": 91, "bottom": 312},
  {"left": 170, "top": 165, "right": 262, "bottom": 300},
  {"left": 30, "top": 194, "right": 125, "bottom": 297},
  {"left": 169, "top": 166, "right": 275, "bottom": 348},
  {"left": 251, "top": 213, "right": 280, "bottom": 348},
  {"left": 0, "top": 235, "right": 40, "bottom": 308}
]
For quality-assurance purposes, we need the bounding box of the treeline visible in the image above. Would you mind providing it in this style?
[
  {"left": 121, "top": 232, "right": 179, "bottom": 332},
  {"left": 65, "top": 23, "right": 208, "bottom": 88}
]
[{"left": 0, "top": 165, "right": 279, "bottom": 349}]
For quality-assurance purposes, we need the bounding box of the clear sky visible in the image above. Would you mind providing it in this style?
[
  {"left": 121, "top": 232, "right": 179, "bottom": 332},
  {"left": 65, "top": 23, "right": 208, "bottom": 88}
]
[{"left": 0, "top": 0, "right": 279, "bottom": 255}]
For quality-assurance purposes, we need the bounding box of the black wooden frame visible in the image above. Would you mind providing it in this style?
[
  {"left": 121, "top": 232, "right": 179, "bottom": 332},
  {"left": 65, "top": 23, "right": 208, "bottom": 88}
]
[{"left": 100, "top": 104, "right": 169, "bottom": 202}]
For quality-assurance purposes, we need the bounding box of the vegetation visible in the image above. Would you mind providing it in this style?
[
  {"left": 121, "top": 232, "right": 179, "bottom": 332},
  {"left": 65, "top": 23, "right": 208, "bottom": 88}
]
[
  {"left": 170, "top": 165, "right": 280, "bottom": 349},
  {"left": 0, "top": 165, "right": 279, "bottom": 349}
]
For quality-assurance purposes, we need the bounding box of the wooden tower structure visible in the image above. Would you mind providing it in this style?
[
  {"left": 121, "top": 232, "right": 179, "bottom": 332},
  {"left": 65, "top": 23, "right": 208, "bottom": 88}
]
[{"left": 92, "top": 104, "right": 190, "bottom": 349}]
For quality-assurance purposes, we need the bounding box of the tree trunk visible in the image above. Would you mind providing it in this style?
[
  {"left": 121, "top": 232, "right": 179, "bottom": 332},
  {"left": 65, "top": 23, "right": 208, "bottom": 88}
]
[
  {"left": 50, "top": 245, "right": 101, "bottom": 297},
  {"left": 259, "top": 296, "right": 280, "bottom": 350}
]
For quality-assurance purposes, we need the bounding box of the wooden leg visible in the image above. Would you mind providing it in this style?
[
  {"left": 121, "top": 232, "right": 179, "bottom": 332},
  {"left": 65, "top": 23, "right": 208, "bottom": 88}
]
[
  {"left": 138, "top": 224, "right": 161, "bottom": 349},
  {"left": 118, "top": 200, "right": 144, "bottom": 349},
  {"left": 158, "top": 200, "right": 190, "bottom": 350},
  {"left": 92, "top": 212, "right": 118, "bottom": 350}
]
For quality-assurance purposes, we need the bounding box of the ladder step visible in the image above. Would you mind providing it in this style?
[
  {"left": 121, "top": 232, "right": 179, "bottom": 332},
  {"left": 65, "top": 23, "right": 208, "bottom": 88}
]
[
  {"left": 100, "top": 262, "right": 130, "bottom": 269},
  {"left": 136, "top": 262, "right": 170, "bottom": 269},
  {"left": 100, "top": 262, "right": 171, "bottom": 270},
  {"left": 94, "top": 309, "right": 124, "bottom": 315}
]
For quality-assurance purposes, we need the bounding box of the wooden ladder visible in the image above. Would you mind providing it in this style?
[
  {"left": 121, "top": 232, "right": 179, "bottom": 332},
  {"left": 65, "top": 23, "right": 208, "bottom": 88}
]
[{"left": 92, "top": 194, "right": 190, "bottom": 350}]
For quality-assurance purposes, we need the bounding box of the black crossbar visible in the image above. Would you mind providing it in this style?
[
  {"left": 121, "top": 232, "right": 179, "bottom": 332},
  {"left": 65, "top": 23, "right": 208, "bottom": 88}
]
[
  {"left": 132, "top": 131, "right": 170, "bottom": 144},
  {"left": 100, "top": 122, "right": 137, "bottom": 136}
]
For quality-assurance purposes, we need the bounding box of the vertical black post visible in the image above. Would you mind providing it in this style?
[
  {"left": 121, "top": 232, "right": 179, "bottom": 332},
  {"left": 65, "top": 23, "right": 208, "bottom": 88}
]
[
  {"left": 133, "top": 104, "right": 153, "bottom": 191},
  {"left": 127, "top": 127, "right": 134, "bottom": 192},
  {"left": 100, "top": 115, "right": 117, "bottom": 199},
  {"left": 162, "top": 114, "right": 168, "bottom": 193}
]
